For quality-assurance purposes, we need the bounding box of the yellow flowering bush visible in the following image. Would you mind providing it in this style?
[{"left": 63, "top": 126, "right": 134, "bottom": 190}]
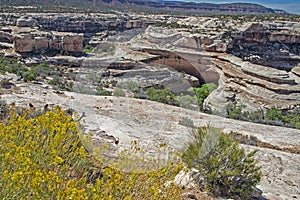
[{"left": 0, "top": 106, "right": 182, "bottom": 199}]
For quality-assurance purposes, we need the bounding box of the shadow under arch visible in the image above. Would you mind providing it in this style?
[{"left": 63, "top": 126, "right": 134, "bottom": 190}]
[{"left": 140, "top": 48, "right": 220, "bottom": 85}]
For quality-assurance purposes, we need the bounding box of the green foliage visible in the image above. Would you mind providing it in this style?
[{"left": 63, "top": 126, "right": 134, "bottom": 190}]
[
  {"left": 0, "top": 57, "right": 27, "bottom": 76},
  {"left": 96, "top": 86, "right": 112, "bottom": 96},
  {"left": 226, "top": 103, "right": 300, "bottom": 129},
  {"left": 176, "top": 94, "right": 199, "bottom": 111},
  {"left": 226, "top": 102, "right": 245, "bottom": 120},
  {"left": 0, "top": 57, "right": 61, "bottom": 83},
  {"left": 83, "top": 44, "right": 94, "bottom": 53},
  {"left": 225, "top": 102, "right": 265, "bottom": 123},
  {"left": 146, "top": 87, "right": 179, "bottom": 106},
  {"left": 48, "top": 76, "right": 73, "bottom": 91},
  {"left": 179, "top": 117, "right": 195, "bottom": 128},
  {"left": 265, "top": 107, "right": 300, "bottom": 129},
  {"left": 0, "top": 106, "right": 183, "bottom": 199},
  {"left": 113, "top": 87, "right": 126, "bottom": 97},
  {"left": 117, "top": 81, "right": 140, "bottom": 93},
  {"left": 182, "top": 126, "right": 261, "bottom": 199},
  {"left": 87, "top": 73, "right": 102, "bottom": 85},
  {"left": 265, "top": 108, "right": 287, "bottom": 125},
  {"left": 23, "top": 67, "right": 38, "bottom": 82},
  {"left": 189, "top": 83, "right": 217, "bottom": 110},
  {"left": 0, "top": 58, "right": 62, "bottom": 82}
]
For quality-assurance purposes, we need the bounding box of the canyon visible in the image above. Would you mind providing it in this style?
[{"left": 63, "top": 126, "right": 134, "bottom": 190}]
[{"left": 0, "top": 12, "right": 300, "bottom": 199}]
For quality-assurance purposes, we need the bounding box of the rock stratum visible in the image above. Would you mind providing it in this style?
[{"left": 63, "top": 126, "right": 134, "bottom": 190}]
[{"left": 126, "top": 19, "right": 300, "bottom": 113}]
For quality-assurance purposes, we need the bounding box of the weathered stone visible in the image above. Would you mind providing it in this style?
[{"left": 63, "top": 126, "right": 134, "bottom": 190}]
[
  {"left": 2, "top": 87, "right": 300, "bottom": 200},
  {"left": 34, "top": 37, "right": 49, "bottom": 51},
  {"left": 202, "top": 39, "right": 227, "bottom": 52},
  {"left": 62, "top": 34, "right": 83, "bottom": 53},
  {"left": 173, "top": 168, "right": 197, "bottom": 189},
  {"left": 251, "top": 186, "right": 263, "bottom": 198},
  {"left": 0, "top": 31, "right": 13, "bottom": 43},
  {"left": 292, "top": 66, "right": 300, "bottom": 77},
  {"left": 13, "top": 34, "right": 33, "bottom": 53},
  {"left": 12, "top": 32, "right": 83, "bottom": 53},
  {"left": 16, "top": 17, "right": 37, "bottom": 27}
]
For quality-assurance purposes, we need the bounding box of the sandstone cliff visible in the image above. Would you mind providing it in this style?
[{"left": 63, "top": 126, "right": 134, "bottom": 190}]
[{"left": 13, "top": 32, "right": 83, "bottom": 53}]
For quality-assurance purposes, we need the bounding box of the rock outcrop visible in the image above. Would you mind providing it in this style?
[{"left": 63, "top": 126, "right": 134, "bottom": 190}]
[
  {"left": 13, "top": 32, "right": 83, "bottom": 53},
  {"left": 16, "top": 16, "right": 37, "bottom": 27},
  {"left": 1, "top": 14, "right": 299, "bottom": 115},
  {"left": 229, "top": 22, "right": 300, "bottom": 70},
  {"left": 126, "top": 22, "right": 300, "bottom": 112},
  {"left": 35, "top": 14, "right": 149, "bottom": 33},
  {"left": 0, "top": 13, "right": 161, "bottom": 54}
]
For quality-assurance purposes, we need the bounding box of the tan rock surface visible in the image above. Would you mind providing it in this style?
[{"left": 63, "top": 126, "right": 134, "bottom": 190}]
[
  {"left": 13, "top": 34, "right": 33, "bottom": 53},
  {"left": 34, "top": 36, "right": 49, "bottom": 51},
  {"left": 292, "top": 66, "right": 300, "bottom": 77},
  {"left": 12, "top": 31, "right": 83, "bottom": 53},
  {"left": 128, "top": 26, "right": 300, "bottom": 111},
  {"left": 62, "top": 34, "right": 83, "bottom": 53}
]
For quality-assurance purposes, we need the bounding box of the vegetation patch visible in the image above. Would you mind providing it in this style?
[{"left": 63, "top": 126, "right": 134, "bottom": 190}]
[
  {"left": 225, "top": 102, "right": 300, "bottom": 130},
  {"left": 182, "top": 126, "right": 261, "bottom": 199},
  {"left": 0, "top": 105, "right": 183, "bottom": 199},
  {"left": 146, "top": 87, "right": 180, "bottom": 106}
]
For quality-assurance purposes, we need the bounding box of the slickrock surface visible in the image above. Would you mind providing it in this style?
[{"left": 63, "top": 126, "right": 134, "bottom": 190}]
[{"left": 1, "top": 80, "right": 299, "bottom": 200}]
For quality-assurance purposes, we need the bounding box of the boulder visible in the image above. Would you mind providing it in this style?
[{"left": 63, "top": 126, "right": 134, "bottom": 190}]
[
  {"left": 173, "top": 168, "right": 198, "bottom": 189},
  {"left": 202, "top": 39, "right": 227, "bottom": 52}
]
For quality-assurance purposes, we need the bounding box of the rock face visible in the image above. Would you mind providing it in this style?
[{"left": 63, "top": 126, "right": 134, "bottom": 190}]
[
  {"left": 236, "top": 23, "right": 300, "bottom": 44},
  {"left": 13, "top": 32, "right": 83, "bottom": 53},
  {"left": 13, "top": 34, "right": 33, "bottom": 53},
  {"left": 205, "top": 54, "right": 300, "bottom": 113},
  {"left": 0, "top": 13, "right": 157, "bottom": 54},
  {"left": 229, "top": 22, "right": 300, "bottom": 71},
  {"left": 129, "top": 26, "right": 220, "bottom": 84},
  {"left": 292, "top": 66, "right": 300, "bottom": 77},
  {"left": 61, "top": 33, "right": 83, "bottom": 53},
  {"left": 35, "top": 14, "right": 151, "bottom": 33},
  {"left": 0, "top": 30, "right": 13, "bottom": 43},
  {"left": 127, "top": 24, "right": 300, "bottom": 112}
]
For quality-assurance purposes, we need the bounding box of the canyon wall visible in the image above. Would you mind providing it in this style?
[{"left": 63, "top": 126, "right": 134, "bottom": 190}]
[{"left": 13, "top": 32, "right": 83, "bottom": 53}]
